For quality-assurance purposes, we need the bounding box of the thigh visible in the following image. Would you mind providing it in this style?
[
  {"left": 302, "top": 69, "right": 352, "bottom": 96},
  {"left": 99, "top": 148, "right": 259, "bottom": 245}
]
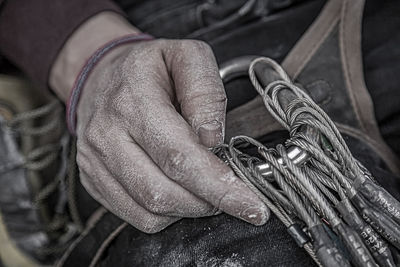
[{"left": 100, "top": 211, "right": 314, "bottom": 266}]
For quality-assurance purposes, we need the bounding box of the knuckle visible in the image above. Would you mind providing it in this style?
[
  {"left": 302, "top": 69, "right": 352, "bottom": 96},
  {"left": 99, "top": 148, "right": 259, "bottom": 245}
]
[
  {"left": 146, "top": 202, "right": 167, "bottom": 215},
  {"left": 84, "top": 123, "right": 101, "bottom": 148},
  {"left": 160, "top": 149, "right": 187, "bottom": 180},
  {"left": 182, "top": 92, "right": 227, "bottom": 125},
  {"left": 209, "top": 87, "right": 227, "bottom": 101},
  {"left": 143, "top": 192, "right": 170, "bottom": 214},
  {"left": 191, "top": 90, "right": 227, "bottom": 106},
  {"left": 106, "top": 86, "right": 129, "bottom": 114},
  {"left": 216, "top": 176, "right": 242, "bottom": 209},
  {"left": 216, "top": 188, "right": 231, "bottom": 210},
  {"left": 82, "top": 119, "right": 111, "bottom": 157},
  {"left": 106, "top": 84, "right": 145, "bottom": 122},
  {"left": 108, "top": 91, "right": 124, "bottom": 112}
]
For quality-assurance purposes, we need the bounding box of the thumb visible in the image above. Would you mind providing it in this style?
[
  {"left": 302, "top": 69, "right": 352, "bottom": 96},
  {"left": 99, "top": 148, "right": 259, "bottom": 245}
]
[{"left": 163, "top": 39, "right": 226, "bottom": 147}]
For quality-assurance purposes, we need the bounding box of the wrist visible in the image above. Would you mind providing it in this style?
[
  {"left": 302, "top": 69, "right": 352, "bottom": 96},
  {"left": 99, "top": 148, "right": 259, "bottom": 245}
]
[
  {"left": 74, "top": 44, "right": 132, "bottom": 134},
  {"left": 49, "top": 11, "right": 141, "bottom": 102},
  {"left": 66, "top": 34, "right": 154, "bottom": 134}
]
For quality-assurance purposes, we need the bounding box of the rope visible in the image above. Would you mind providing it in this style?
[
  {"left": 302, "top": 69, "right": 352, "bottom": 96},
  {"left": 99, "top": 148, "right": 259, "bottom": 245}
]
[{"left": 6, "top": 98, "right": 80, "bottom": 258}]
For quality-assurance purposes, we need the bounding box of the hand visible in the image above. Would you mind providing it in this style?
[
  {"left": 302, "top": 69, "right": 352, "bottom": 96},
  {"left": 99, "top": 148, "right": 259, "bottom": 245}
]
[
  {"left": 74, "top": 39, "right": 269, "bottom": 233},
  {"left": 48, "top": 11, "right": 269, "bottom": 233}
]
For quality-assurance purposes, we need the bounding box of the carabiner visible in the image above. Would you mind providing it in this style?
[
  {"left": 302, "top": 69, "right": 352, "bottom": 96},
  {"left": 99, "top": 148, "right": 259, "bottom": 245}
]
[{"left": 219, "top": 56, "right": 310, "bottom": 178}]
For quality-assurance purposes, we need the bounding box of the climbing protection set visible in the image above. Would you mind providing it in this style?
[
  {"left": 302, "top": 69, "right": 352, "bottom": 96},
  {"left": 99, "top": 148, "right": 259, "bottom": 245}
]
[{"left": 215, "top": 56, "right": 400, "bottom": 267}]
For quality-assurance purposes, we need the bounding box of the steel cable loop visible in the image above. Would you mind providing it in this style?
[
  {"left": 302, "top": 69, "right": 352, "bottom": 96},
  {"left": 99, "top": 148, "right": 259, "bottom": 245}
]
[
  {"left": 248, "top": 59, "right": 363, "bottom": 184},
  {"left": 300, "top": 194, "right": 323, "bottom": 227},
  {"left": 306, "top": 162, "right": 338, "bottom": 191},
  {"left": 304, "top": 168, "right": 340, "bottom": 206},
  {"left": 249, "top": 157, "right": 303, "bottom": 210},
  {"left": 287, "top": 96, "right": 365, "bottom": 181},
  {"left": 246, "top": 158, "right": 294, "bottom": 211},
  {"left": 287, "top": 106, "right": 360, "bottom": 180},
  {"left": 255, "top": 68, "right": 364, "bottom": 182},
  {"left": 227, "top": 137, "right": 339, "bottom": 267},
  {"left": 257, "top": 148, "right": 323, "bottom": 216},
  {"left": 283, "top": 96, "right": 358, "bottom": 181},
  {"left": 223, "top": 147, "right": 291, "bottom": 225},
  {"left": 248, "top": 57, "right": 291, "bottom": 95},
  {"left": 222, "top": 144, "right": 323, "bottom": 267},
  {"left": 287, "top": 133, "right": 353, "bottom": 189},
  {"left": 271, "top": 166, "right": 316, "bottom": 227},
  {"left": 227, "top": 138, "right": 299, "bottom": 217},
  {"left": 275, "top": 145, "right": 340, "bottom": 225},
  {"left": 228, "top": 138, "right": 295, "bottom": 212},
  {"left": 304, "top": 160, "right": 347, "bottom": 203}
]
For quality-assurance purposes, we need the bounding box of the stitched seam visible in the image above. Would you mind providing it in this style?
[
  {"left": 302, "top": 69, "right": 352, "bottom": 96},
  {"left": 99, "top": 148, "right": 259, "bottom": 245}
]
[
  {"left": 336, "top": 123, "right": 400, "bottom": 175},
  {"left": 292, "top": 17, "right": 340, "bottom": 79},
  {"left": 339, "top": 0, "right": 364, "bottom": 130}
]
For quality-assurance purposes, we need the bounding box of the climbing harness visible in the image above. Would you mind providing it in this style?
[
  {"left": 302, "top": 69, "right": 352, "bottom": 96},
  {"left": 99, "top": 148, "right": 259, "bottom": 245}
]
[{"left": 215, "top": 56, "right": 400, "bottom": 267}]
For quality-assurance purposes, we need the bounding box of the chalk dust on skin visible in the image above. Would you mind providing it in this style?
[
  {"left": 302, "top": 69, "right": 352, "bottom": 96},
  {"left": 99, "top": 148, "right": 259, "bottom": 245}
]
[
  {"left": 196, "top": 253, "right": 244, "bottom": 267},
  {"left": 157, "top": 234, "right": 245, "bottom": 267}
]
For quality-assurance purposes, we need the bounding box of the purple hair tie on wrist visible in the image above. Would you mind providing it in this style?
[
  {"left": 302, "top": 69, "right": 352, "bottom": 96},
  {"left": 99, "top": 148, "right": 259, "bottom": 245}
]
[{"left": 66, "top": 33, "right": 154, "bottom": 135}]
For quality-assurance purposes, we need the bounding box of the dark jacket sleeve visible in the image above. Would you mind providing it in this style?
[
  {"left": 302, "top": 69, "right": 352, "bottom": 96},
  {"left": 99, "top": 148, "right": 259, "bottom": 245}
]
[{"left": 0, "top": 0, "right": 124, "bottom": 89}]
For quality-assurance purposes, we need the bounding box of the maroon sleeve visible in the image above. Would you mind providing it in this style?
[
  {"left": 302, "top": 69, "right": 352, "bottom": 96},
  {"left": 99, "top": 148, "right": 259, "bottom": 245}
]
[{"left": 0, "top": 0, "right": 124, "bottom": 89}]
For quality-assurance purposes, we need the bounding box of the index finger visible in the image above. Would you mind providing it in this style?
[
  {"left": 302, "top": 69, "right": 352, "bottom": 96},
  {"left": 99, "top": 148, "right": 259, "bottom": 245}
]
[
  {"left": 132, "top": 99, "right": 269, "bottom": 225},
  {"left": 164, "top": 39, "right": 227, "bottom": 148}
]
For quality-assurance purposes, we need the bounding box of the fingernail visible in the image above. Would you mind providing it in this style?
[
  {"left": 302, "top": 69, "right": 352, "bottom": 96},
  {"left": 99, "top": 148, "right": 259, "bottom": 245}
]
[
  {"left": 197, "top": 121, "right": 224, "bottom": 148},
  {"left": 240, "top": 205, "right": 270, "bottom": 226}
]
